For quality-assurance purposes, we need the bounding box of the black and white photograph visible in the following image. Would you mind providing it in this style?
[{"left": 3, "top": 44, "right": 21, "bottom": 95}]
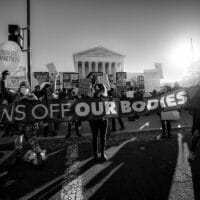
[{"left": 1, "top": 0, "right": 200, "bottom": 199}]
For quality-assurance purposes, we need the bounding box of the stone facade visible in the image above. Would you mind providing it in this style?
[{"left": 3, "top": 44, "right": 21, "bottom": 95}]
[{"left": 73, "top": 46, "right": 125, "bottom": 80}]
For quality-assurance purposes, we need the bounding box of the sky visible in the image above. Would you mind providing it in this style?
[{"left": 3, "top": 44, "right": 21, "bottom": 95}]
[{"left": 0, "top": 0, "right": 200, "bottom": 82}]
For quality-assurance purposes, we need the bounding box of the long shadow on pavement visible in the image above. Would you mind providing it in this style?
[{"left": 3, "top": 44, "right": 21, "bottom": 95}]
[
  {"left": 184, "top": 133, "right": 200, "bottom": 200},
  {"left": 84, "top": 136, "right": 178, "bottom": 200}
]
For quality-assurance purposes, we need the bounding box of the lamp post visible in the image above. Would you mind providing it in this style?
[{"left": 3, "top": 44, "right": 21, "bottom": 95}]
[{"left": 27, "top": 0, "right": 31, "bottom": 87}]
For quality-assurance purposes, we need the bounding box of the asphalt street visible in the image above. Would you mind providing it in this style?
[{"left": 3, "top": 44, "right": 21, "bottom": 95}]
[
  {"left": 0, "top": 109, "right": 196, "bottom": 200},
  {"left": 57, "top": 109, "right": 192, "bottom": 137}
]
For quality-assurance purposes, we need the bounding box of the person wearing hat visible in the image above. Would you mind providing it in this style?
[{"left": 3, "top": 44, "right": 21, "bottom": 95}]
[{"left": 33, "top": 85, "right": 41, "bottom": 99}]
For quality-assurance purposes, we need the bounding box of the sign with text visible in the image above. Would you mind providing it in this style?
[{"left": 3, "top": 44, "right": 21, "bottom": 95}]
[
  {"left": 63, "top": 72, "right": 79, "bottom": 88},
  {"left": 0, "top": 88, "right": 190, "bottom": 124},
  {"left": 34, "top": 72, "right": 49, "bottom": 84},
  {"left": 46, "top": 62, "right": 57, "bottom": 82},
  {"left": 116, "top": 72, "right": 127, "bottom": 86},
  {"left": 6, "top": 76, "right": 26, "bottom": 91},
  {"left": 97, "top": 75, "right": 111, "bottom": 91},
  {"left": 78, "top": 79, "right": 91, "bottom": 96}
]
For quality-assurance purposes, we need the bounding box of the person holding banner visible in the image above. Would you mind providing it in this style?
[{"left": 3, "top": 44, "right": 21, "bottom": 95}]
[
  {"left": 65, "top": 89, "right": 82, "bottom": 139},
  {"left": 40, "top": 82, "right": 57, "bottom": 137},
  {"left": 159, "top": 86, "right": 181, "bottom": 138},
  {"left": 33, "top": 85, "right": 41, "bottom": 99},
  {"left": 159, "top": 86, "right": 172, "bottom": 138},
  {"left": 13, "top": 81, "right": 46, "bottom": 165},
  {"left": 89, "top": 83, "right": 108, "bottom": 163},
  {"left": 109, "top": 87, "right": 125, "bottom": 132}
]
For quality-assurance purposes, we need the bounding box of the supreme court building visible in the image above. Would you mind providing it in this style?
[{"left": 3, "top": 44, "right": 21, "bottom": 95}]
[{"left": 73, "top": 46, "right": 125, "bottom": 81}]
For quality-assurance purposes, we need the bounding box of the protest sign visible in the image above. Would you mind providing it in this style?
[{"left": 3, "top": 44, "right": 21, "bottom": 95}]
[
  {"left": 97, "top": 75, "right": 111, "bottom": 91},
  {"left": 6, "top": 76, "right": 26, "bottom": 91},
  {"left": 116, "top": 72, "right": 127, "bottom": 86},
  {"left": 46, "top": 62, "right": 57, "bottom": 74},
  {"left": 34, "top": 72, "right": 49, "bottom": 84},
  {"left": 63, "top": 72, "right": 79, "bottom": 89},
  {"left": 55, "top": 75, "right": 62, "bottom": 90},
  {"left": 46, "top": 62, "right": 57, "bottom": 82},
  {"left": 78, "top": 79, "right": 91, "bottom": 96}
]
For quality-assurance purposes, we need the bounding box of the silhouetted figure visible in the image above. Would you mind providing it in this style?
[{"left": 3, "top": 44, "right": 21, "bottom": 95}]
[
  {"left": 160, "top": 86, "right": 172, "bottom": 138},
  {"left": 89, "top": 83, "right": 108, "bottom": 163},
  {"left": 188, "top": 85, "right": 200, "bottom": 161},
  {"left": 65, "top": 88, "right": 82, "bottom": 138}
]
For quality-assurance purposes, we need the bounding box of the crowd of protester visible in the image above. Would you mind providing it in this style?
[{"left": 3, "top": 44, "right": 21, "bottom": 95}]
[{"left": 0, "top": 70, "right": 200, "bottom": 164}]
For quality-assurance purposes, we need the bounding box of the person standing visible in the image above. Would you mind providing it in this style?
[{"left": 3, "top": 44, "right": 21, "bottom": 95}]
[
  {"left": 13, "top": 81, "right": 46, "bottom": 165},
  {"left": 159, "top": 86, "right": 172, "bottom": 138},
  {"left": 188, "top": 85, "right": 200, "bottom": 160},
  {"left": 33, "top": 85, "right": 41, "bottom": 99},
  {"left": 89, "top": 83, "right": 108, "bottom": 163},
  {"left": 65, "top": 89, "right": 82, "bottom": 139},
  {"left": 0, "top": 70, "right": 15, "bottom": 136},
  {"left": 0, "top": 70, "right": 14, "bottom": 104},
  {"left": 40, "top": 82, "right": 57, "bottom": 137},
  {"left": 110, "top": 87, "right": 125, "bottom": 132}
]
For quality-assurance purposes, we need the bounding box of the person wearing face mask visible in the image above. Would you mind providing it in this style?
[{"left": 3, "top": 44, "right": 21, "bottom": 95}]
[
  {"left": 13, "top": 81, "right": 46, "bottom": 165},
  {"left": 16, "top": 81, "right": 37, "bottom": 100},
  {"left": 89, "top": 83, "right": 108, "bottom": 163}
]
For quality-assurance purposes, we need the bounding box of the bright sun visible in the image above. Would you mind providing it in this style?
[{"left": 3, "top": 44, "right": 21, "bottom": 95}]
[{"left": 168, "top": 39, "right": 200, "bottom": 79}]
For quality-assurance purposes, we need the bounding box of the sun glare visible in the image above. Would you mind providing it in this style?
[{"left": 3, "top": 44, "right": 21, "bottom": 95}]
[
  {"left": 169, "top": 42, "right": 191, "bottom": 68},
  {"left": 168, "top": 39, "right": 200, "bottom": 81}
]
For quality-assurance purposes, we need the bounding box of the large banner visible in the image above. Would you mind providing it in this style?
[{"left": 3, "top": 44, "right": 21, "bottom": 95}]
[{"left": 0, "top": 88, "right": 190, "bottom": 124}]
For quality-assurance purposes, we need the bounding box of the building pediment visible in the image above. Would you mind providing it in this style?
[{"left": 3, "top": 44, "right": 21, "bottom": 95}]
[{"left": 74, "top": 46, "right": 125, "bottom": 58}]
